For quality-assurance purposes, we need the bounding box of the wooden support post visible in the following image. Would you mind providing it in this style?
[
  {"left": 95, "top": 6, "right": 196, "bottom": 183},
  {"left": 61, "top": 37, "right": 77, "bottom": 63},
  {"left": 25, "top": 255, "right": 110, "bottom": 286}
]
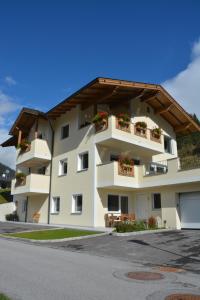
[
  {"left": 17, "top": 130, "right": 22, "bottom": 146},
  {"left": 35, "top": 118, "right": 39, "bottom": 139}
]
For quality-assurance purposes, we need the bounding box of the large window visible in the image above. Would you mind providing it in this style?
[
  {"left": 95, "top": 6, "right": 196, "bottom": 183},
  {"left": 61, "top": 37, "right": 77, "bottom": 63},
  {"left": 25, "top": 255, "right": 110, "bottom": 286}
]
[
  {"left": 61, "top": 124, "right": 69, "bottom": 139},
  {"left": 152, "top": 193, "right": 161, "bottom": 210},
  {"left": 164, "top": 136, "right": 173, "bottom": 154},
  {"left": 59, "top": 159, "right": 68, "bottom": 176},
  {"left": 108, "top": 195, "right": 120, "bottom": 212},
  {"left": 78, "top": 152, "right": 89, "bottom": 171},
  {"left": 51, "top": 197, "right": 60, "bottom": 213},
  {"left": 72, "top": 194, "right": 83, "bottom": 213}
]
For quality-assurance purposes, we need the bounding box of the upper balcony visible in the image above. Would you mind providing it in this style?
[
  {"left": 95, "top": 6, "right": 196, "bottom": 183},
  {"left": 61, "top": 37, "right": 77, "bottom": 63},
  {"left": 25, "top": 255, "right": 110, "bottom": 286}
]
[
  {"left": 94, "top": 115, "right": 164, "bottom": 156},
  {"left": 16, "top": 139, "right": 51, "bottom": 167},
  {"left": 97, "top": 157, "right": 200, "bottom": 189},
  {"left": 11, "top": 173, "right": 50, "bottom": 196}
]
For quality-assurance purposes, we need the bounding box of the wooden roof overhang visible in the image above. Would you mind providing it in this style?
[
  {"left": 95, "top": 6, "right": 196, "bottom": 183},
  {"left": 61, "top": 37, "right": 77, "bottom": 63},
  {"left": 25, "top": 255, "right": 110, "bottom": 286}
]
[
  {"left": 47, "top": 77, "right": 200, "bottom": 135},
  {"left": 1, "top": 108, "right": 46, "bottom": 147}
]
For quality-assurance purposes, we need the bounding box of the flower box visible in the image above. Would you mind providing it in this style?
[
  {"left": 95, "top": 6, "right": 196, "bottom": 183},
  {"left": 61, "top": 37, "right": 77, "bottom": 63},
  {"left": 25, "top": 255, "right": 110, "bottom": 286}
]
[
  {"left": 18, "top": 141, "right": 31, "bottom": 154},
  {"left": 15, "top": 173, "right": 26, "bottom": 187},
  {"left": 92, "top": 112, "right": 108, "bottom": 133},
  {"left": 116, "top": 114, "right": 131, "bottom": 132},
  {"left": 135, "top": 122, "right": 147, "bottom": 138},
  {"left": 118, "top": 157, "right": 134, "bottom": 177},
  {"left": 150, "top": 128, "right": 162, "bottom": 143}
]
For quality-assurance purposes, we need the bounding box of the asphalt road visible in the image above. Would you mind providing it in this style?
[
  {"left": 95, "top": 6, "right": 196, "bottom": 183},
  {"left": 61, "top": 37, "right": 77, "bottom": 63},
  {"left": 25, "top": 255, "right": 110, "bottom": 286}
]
[{"left": 0, "top": 235, "right": 200, "bottom": 300}]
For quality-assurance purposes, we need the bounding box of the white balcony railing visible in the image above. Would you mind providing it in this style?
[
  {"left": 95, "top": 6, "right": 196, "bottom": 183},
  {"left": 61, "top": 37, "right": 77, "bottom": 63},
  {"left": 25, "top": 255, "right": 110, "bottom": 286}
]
[
  {"left": 11, "top": 174, "right": 50, "bottom": 195},
  {"left": 16, "top": 139, "right": 51, "bottom": 166}
]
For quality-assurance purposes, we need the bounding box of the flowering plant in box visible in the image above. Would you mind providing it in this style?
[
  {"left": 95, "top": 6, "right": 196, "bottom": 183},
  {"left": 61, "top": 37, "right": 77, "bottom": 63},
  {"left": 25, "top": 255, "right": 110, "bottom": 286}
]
[
  {"left": 135, "top": 121, "right": 147, "bottom": 129},
  {"left": 117, "top": 113, "right": 130, "bottom": 127},
  {"left": 92, "top": 112, "right": 108, "bottom": 124},
  {"left": 152, "top": 127, "right": 162, "bottom": 138},
  {"left": 118, "top": 156, "right": 134, "bottom": 166}
]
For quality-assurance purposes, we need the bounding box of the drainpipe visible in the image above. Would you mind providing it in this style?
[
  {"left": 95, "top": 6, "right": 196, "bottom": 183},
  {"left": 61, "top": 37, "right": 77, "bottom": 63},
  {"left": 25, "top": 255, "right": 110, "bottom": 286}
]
[
  {"left": 47, "top": 118, "right": 55, "bottom": 224},
  {"left": 25, "top": 196, "right": 28, "bottom": 222}
]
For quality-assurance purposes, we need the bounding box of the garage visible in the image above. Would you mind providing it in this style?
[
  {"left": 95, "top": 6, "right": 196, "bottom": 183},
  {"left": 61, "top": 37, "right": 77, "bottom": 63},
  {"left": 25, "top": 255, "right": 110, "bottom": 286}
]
[{"left": 180, "top": 192, "right": 200, "bottom": 229}]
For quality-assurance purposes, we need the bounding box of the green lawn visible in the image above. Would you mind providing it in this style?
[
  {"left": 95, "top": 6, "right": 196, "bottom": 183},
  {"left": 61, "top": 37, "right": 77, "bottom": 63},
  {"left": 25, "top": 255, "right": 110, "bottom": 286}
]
[
  {"left": 3, "top": 229, "right": 102, "bottom": 240},
  {"left": 0, "top": 293, "right": 11, "bottom": 300}
]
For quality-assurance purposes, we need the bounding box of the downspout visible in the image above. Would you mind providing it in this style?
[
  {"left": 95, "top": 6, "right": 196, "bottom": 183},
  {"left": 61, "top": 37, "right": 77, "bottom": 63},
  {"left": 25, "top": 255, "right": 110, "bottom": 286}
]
[
  {"left": 47, "top": 118, "right": 55, "bottom": 224},
  {"left": 25, "top": 196, "right": 28, "bottom": 222}
]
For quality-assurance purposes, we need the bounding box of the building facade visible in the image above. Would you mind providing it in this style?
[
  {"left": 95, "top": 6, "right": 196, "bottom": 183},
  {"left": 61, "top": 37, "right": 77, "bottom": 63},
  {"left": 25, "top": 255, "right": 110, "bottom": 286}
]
[{"left": 2, "top": 78, "right": 200, "bottom": 229}]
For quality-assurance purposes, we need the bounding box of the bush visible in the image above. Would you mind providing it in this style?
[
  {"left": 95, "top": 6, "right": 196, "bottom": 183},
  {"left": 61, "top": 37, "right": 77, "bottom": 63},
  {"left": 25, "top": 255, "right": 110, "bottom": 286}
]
[
  {"left": 5, "top": 212, "right": 19, "bottom": 222},
  {"left": 148, "top": 216, "right": 158, "bottom": 229},
  {"left": 115, "top": 221, "right": 147, "bottom": 233}
]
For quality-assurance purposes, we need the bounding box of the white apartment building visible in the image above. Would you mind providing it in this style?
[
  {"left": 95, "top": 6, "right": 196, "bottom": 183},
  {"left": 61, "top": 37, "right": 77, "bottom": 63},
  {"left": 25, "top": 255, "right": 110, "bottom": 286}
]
[{"left": 1, "top": 77, "right": 200, "bottom": 229}]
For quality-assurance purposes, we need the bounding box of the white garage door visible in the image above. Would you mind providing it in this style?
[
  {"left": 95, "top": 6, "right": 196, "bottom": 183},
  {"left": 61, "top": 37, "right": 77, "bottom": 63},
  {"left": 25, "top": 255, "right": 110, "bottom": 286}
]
[{"left": 180, "top": 192, "right": 200, "bottom": 229}]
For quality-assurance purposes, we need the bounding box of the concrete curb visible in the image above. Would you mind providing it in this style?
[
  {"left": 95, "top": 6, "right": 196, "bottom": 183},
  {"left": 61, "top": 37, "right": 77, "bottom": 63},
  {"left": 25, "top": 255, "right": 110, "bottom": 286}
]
[
  {"left": 0, "top": 232, "right": 109, "bottom": 243},
  {"left": 111, "top": 229, "right": 176, "bottom": 237}
]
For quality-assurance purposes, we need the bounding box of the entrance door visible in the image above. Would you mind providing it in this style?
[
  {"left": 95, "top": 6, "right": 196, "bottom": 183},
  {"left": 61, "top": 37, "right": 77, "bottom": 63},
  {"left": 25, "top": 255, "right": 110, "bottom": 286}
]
[
  {"left": 136, "top": 194, "right": 148, "bottom": 219},
  {"left": 121, "top": 196, "right": 128, "bottom": 214}
]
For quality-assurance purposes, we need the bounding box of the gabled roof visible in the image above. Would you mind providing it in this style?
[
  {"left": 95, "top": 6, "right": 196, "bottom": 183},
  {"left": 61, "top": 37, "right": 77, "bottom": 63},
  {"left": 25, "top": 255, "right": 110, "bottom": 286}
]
[{"left": 47, "top": 77, "right": 200, "bottom": 134}]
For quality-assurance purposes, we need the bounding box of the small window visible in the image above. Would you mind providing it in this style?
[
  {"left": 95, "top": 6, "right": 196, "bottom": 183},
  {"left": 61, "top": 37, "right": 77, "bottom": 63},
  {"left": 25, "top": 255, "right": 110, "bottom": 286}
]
[
  {"left": 78, "top": 152, "right": 88, "bottom": 171},
  {"left": 59, "top": 159, "right": 68, "bottom": 176},
  {"left": 61, "top": 124, "right": 69, "bottom": 139},
  {"left": 38, "top": 166, "right": 46, "bottom": 175},
  {"left": 51, "top": 197, "right": 60, "bottom": 213},
  {"left": 164, "top": 136, "right": 172, "bottom": 154},
  {"left": 152, "top": 193, "right": 161, "bottom": 209},
  {"left": 72, "top": 194, "right": 83, "bottom": 213},
  {"left": 108, "top": 195, "right": 119, "bottom": 212},
  {"left": 22, "top": 199, "right": 27, "bottom": 213}
]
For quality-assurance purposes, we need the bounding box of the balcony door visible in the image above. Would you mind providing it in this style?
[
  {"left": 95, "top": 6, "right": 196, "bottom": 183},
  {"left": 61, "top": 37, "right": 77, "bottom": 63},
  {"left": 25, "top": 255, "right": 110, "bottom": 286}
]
[{"left": 121, "top": 196, "right": 128, "bottom": 214}]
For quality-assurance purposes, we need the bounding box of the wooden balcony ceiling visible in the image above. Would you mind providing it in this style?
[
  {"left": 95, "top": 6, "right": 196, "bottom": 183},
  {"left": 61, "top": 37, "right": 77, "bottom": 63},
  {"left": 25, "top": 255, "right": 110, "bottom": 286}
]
[{"left": 47, "top": 77, "right": 200, "bottom": 134}]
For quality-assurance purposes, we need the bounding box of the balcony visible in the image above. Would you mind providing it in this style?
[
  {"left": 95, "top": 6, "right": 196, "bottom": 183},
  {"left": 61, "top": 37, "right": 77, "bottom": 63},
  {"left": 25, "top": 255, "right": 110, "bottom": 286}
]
[
  {"left": 94, "top": 116, "right": 164, "bottom": 155},
  {"left": 11, "top": 174, "right": 50, "bottom": 196},
  {"left": 97, "top": 161, "right": 139, "bottom": 189},
  {"left": 16, "top": 139, "right": 51, "bottom": 167},
  {"left": 141, "top": 157, "right": 200, "bottom": 188}
]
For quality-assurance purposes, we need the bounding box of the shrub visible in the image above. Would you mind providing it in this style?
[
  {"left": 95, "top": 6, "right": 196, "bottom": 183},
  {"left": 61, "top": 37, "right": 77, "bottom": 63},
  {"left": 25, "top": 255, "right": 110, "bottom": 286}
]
[
  {"left": 115, "top": 221, "right": 146, "bottom": 233},
  {"left": 5, "top": 212, "right": 19, "bottom": 222},
  {"left": 15, "top": 172, "right": 26, "bottom": 179},
  {"left": 148, "top": 216, "right": 157, "bottom": 229}
]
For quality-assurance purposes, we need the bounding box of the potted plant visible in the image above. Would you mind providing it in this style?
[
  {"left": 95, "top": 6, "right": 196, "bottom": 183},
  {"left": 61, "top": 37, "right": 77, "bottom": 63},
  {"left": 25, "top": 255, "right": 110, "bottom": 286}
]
[
  {"left": 17, "top": 140, "right": 31, "bottom": 153},
  {"left": 151, "top": 127, "right": 162, "bottom": 142},
  {"left": 15, "top": 172, "right": 26, "bottom": 186},
  {"left": 118, "top": 156, "right": 134, "bottom": 176},
  {"left": 92, "top": 111, "right": 108, "bottom": 132},
  {"left": 135, "top": 121, "right": 147, "bottom": 136},
  {"left": 116, "top": 113, "right": 131, "bottom": 132}
]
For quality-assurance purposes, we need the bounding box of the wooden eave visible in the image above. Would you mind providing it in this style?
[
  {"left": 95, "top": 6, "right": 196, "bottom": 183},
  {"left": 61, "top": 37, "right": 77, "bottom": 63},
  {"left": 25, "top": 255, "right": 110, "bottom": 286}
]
[
  {"left": 1, "top": 136, "right": 17, "bottom": 147},
  {"left": 46, "top": 77, "right": 200, "bottom": 134}
]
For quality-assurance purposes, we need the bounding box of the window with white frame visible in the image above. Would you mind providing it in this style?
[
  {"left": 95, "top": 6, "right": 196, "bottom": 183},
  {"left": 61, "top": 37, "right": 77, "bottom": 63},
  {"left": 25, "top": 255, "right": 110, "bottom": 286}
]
[
  {"left": 78, "top": 152, "right": 88, "bottom": 171},
  {"left": 72, "top": 194, "right": 83, "bottom": 213},
  {"left": 51, "top": 197, "right": 60, "bottom": 213},
  {"left": 59, "top": 159, "right": 68, "bottom": 176},
  {"left": 61, "top": 124, "right": 69, "bottom": 139},
  {"left": 152, "top": 193, "right": 161, "bottom": 209}
]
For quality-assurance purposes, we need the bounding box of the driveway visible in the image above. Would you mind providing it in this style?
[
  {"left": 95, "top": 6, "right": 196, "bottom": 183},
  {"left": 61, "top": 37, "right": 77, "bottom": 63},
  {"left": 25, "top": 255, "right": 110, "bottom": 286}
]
[
  {"left": 0, "top": 221, "right": 55, "bottom": 233},
  {"left": 40, "top": 229, "right": 200, "bottom": 274}
]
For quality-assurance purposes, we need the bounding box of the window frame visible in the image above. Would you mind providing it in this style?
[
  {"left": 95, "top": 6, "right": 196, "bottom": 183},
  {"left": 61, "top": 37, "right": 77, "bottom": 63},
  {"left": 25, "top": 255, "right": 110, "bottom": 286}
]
[
  {"left": 58, "top": 158, "right": 68, "bottom": 176},
  {"left": 164, "top": 135, "right": 173, "bottom": 154},
  {"left": 51, "top": 197, "right": 60, "bottom": 214},
  {"left": 61, "top": 124, "right": 69, "bottom": 140},
  {"left": 152, "top": 193, "right": 161, "bottom": 210},
  {"left": 78, "top": 151, "right": 89, "bottom": 171},
  {"left": 72, "top": 194, "right": 83, "bottom": 214},
  {"left": 107, "top": 194, "right": 129, "bottom": 213}
]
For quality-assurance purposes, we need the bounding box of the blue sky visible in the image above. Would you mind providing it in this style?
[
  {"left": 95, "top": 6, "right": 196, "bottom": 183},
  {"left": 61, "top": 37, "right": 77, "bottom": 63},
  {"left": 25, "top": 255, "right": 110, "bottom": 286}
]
[{"left": 0, "top": 0, "right": 200, "bottom": 167}]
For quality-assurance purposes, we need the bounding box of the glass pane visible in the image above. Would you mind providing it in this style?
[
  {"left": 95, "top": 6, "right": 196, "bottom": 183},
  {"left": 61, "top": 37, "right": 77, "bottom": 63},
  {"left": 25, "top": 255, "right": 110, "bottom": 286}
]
[
  {"left": 121, "top": 196, "right": 128, "bottom": 214},
  {"left": 108, "top": 195, "right": 119, "bottom": 211},
  {"left": 82, "top": 153, "right": 88, "bottom": 169},
  {"left": 62, "top": 125, "right": 69, "bottom": 139},
  {"left": 76, "top": 195, "right": 82, "bottom": 212},
  {"left": 153, "top": 194, "right": 161, "bottom": 209}
]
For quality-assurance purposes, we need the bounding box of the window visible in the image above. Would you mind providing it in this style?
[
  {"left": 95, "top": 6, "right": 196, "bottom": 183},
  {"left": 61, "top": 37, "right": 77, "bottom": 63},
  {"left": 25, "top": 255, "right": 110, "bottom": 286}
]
[
  {"left": 110, "top": 154, "right": 119, "bottom": 162},
  {"left": 72, "top": 194, "right": 83, "bottom": 213},
  {"left": 61, "top": 124, "right": 69, "bottom": 139},
  {"left": 59, "top": 159, "right": 68, "bottom": 176},
  {"left": 164, "top": 136, "right": 172, "bottom": 154},
  {"left": 51, "top": 197, "right": 60, "bottom": 213},
  {"left": 22, "top": 199, "right": 27, "bottom": 213},
  {"left": 78, "top": 152, "right": 88, "bottom": 171},
  {"left": 38, "top": 166, "right": 46, "bottom": 175},
  {"left": 108, "top": 195, "right": 119, "bottom": 212},
  {"left": 152, "top": 193, "right": 161, "bottom": 209}
]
